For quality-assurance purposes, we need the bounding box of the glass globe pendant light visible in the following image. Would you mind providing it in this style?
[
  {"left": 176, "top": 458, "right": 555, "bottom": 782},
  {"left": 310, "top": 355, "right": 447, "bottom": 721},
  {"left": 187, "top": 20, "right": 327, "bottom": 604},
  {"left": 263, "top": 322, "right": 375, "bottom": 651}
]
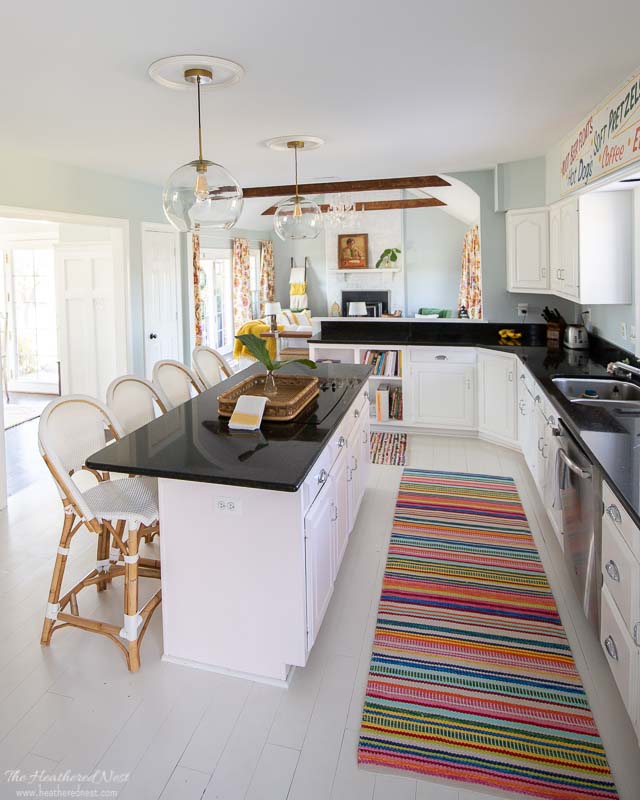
[
  {"left": 163, "top": 68, "right": 243, "bottom": 232},
  {"left": 273, "top": 141, "right": 323, "bottom": 241}
]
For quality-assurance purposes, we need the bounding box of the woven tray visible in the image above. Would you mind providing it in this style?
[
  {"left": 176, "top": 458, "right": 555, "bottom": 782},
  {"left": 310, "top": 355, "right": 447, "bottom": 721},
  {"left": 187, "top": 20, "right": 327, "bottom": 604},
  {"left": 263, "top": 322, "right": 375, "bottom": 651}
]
[{"left": 217, "top": 374, "right": 320, "bottom": 422}]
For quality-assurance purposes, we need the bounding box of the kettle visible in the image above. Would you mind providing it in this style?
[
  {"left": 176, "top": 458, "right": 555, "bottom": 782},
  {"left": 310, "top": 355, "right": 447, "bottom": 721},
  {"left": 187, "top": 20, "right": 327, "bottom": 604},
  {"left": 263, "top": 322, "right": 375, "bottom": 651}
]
[{"left": 563, "top": 324, "right": 589, "bottom": 350}]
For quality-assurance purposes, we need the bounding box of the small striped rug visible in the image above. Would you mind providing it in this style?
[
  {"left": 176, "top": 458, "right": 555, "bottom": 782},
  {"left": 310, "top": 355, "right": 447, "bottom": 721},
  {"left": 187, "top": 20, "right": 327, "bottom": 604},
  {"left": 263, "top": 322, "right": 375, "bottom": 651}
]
[
  {"left": 370, "top": 432, "right": 407, "bottom": 465},
  {"left": 358, "top": 469, "right": 618, "bottom": 800}
]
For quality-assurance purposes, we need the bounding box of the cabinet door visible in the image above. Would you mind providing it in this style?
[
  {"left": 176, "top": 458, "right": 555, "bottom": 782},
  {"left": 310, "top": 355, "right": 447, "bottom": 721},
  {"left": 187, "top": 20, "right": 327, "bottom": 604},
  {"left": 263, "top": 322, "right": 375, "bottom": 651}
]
[
  {"left": 478, "top": 352, "right": 517, "bottom": 443},
  {"left": 560, "top": 198, "right": 580, "bottom": 299},
  {"left": 412, "top": 364, "right": 475, "bottom": 428},
  {"left": 507, "top": 210, "right": 549, "bottom": 290},
  {"left": 359, "top": 410, "right": 370, "bottom": 505},
  {"left": 333, "top": 447, "right": 350, "bottom": 573},
  {"left": 305, "top": 478, "right": 336, "bottom": 650},
  {"left": 549, "top": 204, "right": 563, "bottom": 293},
  {"left": 347, "top": 414, "right": 364, "bottom": 532}
]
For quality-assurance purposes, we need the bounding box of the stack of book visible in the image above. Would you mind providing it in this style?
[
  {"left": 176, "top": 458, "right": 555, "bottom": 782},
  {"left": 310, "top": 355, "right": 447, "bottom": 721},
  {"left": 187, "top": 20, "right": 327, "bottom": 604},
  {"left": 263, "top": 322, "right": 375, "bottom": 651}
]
[
  {"left": 362, "top": 350, "right": 401, "bottom": 377},
  {"left": 375, "top": 384, "right": 403, "bottom": 421}
]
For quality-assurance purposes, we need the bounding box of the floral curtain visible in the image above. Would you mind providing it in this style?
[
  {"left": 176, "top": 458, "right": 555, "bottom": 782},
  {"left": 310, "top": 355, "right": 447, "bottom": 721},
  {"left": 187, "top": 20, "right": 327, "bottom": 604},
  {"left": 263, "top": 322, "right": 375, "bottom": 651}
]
[
  {"left": 259, "top": 240, "right": 275, "bottom": 316},
  {"left": 458, "top": 225, "right": 482, "bottom": 319},
  {"left": 192, "top": 234, "right": 204, "bottom": 346},
  {"left": 232, "top": 237, "right": 252, "bottom": 328}
]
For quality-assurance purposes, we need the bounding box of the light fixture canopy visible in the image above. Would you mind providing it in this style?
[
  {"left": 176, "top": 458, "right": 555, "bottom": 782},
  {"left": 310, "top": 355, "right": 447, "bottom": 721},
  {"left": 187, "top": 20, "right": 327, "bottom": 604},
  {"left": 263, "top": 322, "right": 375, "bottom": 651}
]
[
  {"left": 273, "top": 141, "right": 323, "bottom": 241},
  {"left": 160, "top": 62, "right": 243, "bottom": 233}
]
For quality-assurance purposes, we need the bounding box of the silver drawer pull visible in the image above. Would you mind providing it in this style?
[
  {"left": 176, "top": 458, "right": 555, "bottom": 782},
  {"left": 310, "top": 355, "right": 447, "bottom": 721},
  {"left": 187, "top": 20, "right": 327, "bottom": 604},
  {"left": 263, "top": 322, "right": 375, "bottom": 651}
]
[
  {"left": 331, "top": 503, "right": 338, "bottom": 522},
  {"left": 364, "top": 391, "right": 369, "bottom": 401},
  {"left": 605, "top": 560, "right": 621, "bottom": 582},
  {"left": 537, "top": 436, "right": 544, "bottom": 452},
  {"left": 518, "top": 399, "right": 526, "bottom": 415},
  {"left": 634, "top": 624, "right": 639, "bottom": 647},
  {"left": 604, "top": 635, "right": 619, "bottom": 661},
  {"left": 606, "top": 504, "right": 622, "bottom": 525},
  {"left": 317, "top": 469, "right": 328, "bottom": 485},
  {"left": 362, "top": 430, "right": 367, "bottom": 444},
  {"left": 354, "top": 409, "right": 360, "bottom": 419},
  {"left": 352, "top": 456, "right": 358, "bottom": 472},
  {"left": 338, "top": 436, "right": 346, "bottom": 448},
  {"left": 435, "top": 354, "right": 448, "bottom": 360}
]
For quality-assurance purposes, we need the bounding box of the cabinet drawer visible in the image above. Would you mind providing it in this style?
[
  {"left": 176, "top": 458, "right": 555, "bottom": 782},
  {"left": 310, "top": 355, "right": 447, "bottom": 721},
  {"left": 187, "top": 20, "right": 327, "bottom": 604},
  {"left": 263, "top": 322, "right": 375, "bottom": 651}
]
[
  {"left": 602, "top": 514, "right": 640, "bottom": 639},
  {"left": 303, "top": 447, "right": 334, "bottom": 511},
  {"left": 408, "top": 346, "right": 476, "bottom": 364},
  {"left": 603, "top": 482, "right": 640, "bottom": 558},
  {"left": 601, "top": 586, "right": 639, "bottom": 717}
]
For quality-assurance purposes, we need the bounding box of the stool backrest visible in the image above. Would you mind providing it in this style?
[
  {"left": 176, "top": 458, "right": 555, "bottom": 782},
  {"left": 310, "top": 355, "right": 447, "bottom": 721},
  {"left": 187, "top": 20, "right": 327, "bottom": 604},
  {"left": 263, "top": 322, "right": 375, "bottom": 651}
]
[
  {"left": 152, "top": 360, "right": 203, "bottom": 409},
  {"left": 107, "top": 375, "right": 168, "bottom": 435},
  {"left": 192, "top": 346, "right": 233, "bottom": 389},
  {"left": 38, "top": 395, "right": 122, "bottom": 522}
]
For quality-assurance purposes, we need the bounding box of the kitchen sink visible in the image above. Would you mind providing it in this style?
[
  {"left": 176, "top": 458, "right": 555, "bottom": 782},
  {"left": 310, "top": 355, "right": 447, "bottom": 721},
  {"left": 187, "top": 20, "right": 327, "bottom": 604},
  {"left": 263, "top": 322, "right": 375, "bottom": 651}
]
[{"left": 552, "top": 377, "right": 640, "bottom": 403}]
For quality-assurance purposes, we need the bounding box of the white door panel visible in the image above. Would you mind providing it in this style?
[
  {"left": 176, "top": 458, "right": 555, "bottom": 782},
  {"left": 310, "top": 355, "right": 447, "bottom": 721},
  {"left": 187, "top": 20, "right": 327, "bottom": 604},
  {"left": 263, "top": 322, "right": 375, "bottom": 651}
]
[
  {"left": 55, "top": 243, "right": 118, "bottom": 398},
  {"left": 142, "top": 226, "right": 182, "bottom": 374}
]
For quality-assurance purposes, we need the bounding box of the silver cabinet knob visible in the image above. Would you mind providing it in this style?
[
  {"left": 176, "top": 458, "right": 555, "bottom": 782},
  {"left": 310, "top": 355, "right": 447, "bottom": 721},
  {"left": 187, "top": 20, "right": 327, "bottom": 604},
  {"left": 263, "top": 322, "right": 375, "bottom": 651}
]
[
  {"left": 354, "top": 409, "right": 360, "bottom": 419},
  {"left": 338, "top": 436, "right": 346, "bottom": 448},
  {"left": 317, "top": 469, "right": 328, "bottom": 485},
  {"left": 606, "top": 504, "right": 622, "bottom": 525},
  {"left": 435, "top": 354, "right": 448, "bottom": 361},
  {"left": 364, "top": 391, "right": 369, "bottom": 401},
  {"left": 605, "top": 560, "right": 620, "bottom": 582},
  {"left": 603, "top": 635, "right": 618, "bottom": 661}
]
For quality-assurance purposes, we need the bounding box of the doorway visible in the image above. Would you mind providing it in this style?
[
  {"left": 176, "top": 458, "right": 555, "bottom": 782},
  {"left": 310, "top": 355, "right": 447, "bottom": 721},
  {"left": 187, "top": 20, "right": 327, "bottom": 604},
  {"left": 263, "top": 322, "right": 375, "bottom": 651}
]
[{"left": 0, "top": 214, "right": 130, "bottom": 499}]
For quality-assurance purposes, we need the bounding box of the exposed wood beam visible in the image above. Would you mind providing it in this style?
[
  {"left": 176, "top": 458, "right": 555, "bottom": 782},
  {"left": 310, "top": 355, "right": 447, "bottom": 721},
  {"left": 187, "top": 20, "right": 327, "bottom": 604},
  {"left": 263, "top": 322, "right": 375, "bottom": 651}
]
[
  {"left": 261, "top": 197, "right": 446, "bottom": 216},
  {"left": 244, "top": 175, "right": 450, "bottom": 199}
]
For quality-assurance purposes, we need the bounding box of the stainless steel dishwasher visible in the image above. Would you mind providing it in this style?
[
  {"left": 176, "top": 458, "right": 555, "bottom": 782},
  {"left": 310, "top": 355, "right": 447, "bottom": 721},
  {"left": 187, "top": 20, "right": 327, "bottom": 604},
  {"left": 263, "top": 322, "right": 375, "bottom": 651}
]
[{"left": 554, "top": 420, "right": 602, "bottom": 629}]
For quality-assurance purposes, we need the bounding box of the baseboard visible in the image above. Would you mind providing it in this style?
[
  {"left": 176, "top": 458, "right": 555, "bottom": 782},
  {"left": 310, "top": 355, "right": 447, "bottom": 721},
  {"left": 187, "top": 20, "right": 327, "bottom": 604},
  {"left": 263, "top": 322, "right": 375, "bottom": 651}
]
[{"left": 162, "top": 654, "right": 295, "bottom": 688}]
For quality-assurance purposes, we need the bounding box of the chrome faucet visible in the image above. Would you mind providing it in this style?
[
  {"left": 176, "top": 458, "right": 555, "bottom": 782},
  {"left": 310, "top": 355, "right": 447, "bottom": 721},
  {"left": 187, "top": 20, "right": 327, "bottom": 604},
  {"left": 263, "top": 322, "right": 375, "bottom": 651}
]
[{"left": 608, "top": 361, "right": 640, "bottom": 379}]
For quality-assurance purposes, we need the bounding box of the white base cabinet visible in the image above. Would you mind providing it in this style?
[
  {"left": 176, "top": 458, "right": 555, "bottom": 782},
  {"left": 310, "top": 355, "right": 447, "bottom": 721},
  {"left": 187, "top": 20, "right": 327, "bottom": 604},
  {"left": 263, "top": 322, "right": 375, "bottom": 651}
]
[
  {"left": 477, "top": 350, "right": 517, "bottom": 445},
  {"left": 408, "top": 347, "right": 476, "bottom": 429},
  {"left": 304, "top": 475, "right": 337, "bottom": 650}
]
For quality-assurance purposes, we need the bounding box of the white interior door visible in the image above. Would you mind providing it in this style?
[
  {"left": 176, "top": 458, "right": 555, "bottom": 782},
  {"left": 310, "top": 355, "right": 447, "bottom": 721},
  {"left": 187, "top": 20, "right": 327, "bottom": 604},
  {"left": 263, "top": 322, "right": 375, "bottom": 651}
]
[
  {"left": 55, "top": 242, "right": 119, "bottom": 398},
  {"left": 142, "top": 225, "right": 182, "bottom": 374}
]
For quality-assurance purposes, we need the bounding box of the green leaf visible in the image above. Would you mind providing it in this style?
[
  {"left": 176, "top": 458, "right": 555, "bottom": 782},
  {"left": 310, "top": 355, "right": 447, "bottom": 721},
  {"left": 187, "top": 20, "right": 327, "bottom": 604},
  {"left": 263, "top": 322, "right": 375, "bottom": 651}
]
[
  {"left": 390, "top": 252, "right": 397, "bottom": 262},
  {"left": 272, "top": 358, "right": 318, "bottom": 371},
  {"left": 235, "top": 333, "right": 274, "bottom": 371}
]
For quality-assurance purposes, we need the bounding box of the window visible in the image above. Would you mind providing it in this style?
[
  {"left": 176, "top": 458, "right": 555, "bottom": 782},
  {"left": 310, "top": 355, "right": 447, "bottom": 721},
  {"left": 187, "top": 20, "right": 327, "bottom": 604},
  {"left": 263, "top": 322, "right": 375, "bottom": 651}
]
[
  {"left": 199, "top": 248, "right": 234, "bottom": 354},
  {"left": 249, "top": 249, "right": 261, "bottom": 320}
]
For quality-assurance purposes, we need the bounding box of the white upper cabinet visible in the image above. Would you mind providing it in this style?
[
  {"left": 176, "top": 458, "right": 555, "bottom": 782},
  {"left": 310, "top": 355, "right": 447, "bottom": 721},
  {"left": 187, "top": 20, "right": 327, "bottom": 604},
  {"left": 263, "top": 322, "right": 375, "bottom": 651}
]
[
  {"left": 506, "top": 192, "right": 632, "bottom": 304},
  {"left": 506, "top": 208, "right": 549, "bottom": 291},
  {"left": 548, "top": 193, "right": 632, "bottom": 304}
]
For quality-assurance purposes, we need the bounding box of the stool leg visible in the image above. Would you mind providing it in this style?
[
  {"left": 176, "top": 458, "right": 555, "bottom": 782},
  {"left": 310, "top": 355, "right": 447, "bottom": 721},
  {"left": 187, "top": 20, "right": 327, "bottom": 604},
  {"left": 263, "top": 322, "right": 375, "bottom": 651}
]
[
  {"left": 41, "top": 511, "right": 75, "bottom": 646},
  {"left": 122, "top": 523, "right": 141, "bottom": 672},
  {"left": 96, "top": 524, "right": 111, "bottom": 592}
]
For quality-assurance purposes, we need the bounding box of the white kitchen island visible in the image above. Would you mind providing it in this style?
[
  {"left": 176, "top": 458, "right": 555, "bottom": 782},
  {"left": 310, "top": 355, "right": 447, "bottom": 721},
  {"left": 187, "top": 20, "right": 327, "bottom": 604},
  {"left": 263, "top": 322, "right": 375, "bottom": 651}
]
[{"left": 87, "top": 363, "right": 370, "bottom": 684}]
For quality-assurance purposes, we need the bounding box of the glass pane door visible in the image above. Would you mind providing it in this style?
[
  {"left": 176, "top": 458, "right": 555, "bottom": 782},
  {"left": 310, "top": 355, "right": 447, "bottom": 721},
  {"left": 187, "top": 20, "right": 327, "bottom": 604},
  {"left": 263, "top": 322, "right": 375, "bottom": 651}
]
[
  {"left": 199, "top": 249, "right": 233, "bottom": 354},
  {"left": 9, "top": 247, "right": 58, "bottom": 390}
]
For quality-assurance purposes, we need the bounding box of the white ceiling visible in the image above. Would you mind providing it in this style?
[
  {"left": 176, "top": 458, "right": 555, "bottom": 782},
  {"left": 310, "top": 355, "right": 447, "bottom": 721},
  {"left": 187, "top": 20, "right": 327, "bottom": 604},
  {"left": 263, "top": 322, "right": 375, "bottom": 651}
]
[{"left": 2, "top": 0, "right": 640, "bottom": 196}]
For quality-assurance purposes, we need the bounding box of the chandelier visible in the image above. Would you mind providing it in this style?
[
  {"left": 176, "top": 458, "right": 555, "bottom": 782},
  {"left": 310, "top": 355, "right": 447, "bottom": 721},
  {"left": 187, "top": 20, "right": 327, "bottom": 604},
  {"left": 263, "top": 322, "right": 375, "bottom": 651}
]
[{"left": 325, "top": 194, "right": 362, "bottom": 229}]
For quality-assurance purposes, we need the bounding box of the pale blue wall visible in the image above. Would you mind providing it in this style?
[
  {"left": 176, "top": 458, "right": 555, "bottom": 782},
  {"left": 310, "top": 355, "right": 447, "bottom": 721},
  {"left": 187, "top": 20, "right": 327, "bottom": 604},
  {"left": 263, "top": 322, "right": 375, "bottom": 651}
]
[
  {"left": 495, "top": 157, "right": 546, "bottom": 211},
  {"left": 0, "top": 148, "right": 165, "bottom": 374},
  {"left": 451, "top": 168, "right": 580, "bottom": 324},
  {"left": 404, "top": 207, "right": 468, "bottom": 315}
]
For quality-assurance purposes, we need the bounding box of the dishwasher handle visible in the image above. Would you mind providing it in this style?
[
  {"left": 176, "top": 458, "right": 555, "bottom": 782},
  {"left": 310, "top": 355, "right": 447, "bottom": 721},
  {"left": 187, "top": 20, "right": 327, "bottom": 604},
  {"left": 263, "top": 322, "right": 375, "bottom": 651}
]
[{"left": 558, "top": 448, "right": 592, "bottom": 480}]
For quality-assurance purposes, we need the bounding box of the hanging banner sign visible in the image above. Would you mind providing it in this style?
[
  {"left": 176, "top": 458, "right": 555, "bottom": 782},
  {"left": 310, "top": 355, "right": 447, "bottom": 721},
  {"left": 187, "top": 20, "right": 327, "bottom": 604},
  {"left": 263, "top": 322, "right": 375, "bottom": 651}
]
[{"left": 560, "top": 68, "right": 640, "bottom": 195}]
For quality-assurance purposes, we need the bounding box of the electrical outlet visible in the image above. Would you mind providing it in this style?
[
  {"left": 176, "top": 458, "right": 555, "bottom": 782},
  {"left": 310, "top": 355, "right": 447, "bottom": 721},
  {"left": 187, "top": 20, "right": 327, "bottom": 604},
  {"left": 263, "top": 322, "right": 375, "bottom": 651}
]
[
  {"left": 215, "top": 497, "right": 241, "bottom": 514},
  {"left": 581, "top": 308, "right": 591, "bottom": 325},
  {"left": 621, "top": 322, "right": 628, "bottom": 339},
  {"left": 517, "top": 303, "right": 528, "bottom": 318}
]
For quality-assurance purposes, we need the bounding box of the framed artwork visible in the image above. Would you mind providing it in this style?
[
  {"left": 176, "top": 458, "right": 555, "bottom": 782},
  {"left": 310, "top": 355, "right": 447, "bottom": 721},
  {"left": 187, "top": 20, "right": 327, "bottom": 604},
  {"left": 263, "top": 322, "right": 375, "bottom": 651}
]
[{"left": 338, "top": 233, "right": 368, "bottom": 269}]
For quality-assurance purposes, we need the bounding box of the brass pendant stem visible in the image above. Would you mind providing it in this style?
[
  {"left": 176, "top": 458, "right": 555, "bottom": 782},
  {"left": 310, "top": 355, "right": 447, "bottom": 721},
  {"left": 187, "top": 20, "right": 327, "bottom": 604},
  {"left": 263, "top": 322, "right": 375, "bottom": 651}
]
[{"left": 196, "top": 76, "right": 204, "bottom": 164}]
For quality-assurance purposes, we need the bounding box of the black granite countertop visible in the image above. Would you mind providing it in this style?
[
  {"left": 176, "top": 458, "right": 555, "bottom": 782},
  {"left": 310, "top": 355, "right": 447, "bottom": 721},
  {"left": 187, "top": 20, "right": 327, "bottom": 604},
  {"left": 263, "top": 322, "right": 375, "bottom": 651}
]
[
  {"left": 86, "top": 363, "right": 371, "bottom": 492},
  {"left": 312, "top": 319, "right": 640, "bottom": 526}
]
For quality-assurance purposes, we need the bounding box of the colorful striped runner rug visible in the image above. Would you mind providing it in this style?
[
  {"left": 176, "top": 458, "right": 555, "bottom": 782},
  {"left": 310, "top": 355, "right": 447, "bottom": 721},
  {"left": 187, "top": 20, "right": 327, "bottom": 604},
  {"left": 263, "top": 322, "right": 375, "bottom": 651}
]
[
  {"left": 370, "top": 432, "right": 407, "bottom": 465},
  {"left": 358, "top": 469, "right": 618, "bottom": 800}
]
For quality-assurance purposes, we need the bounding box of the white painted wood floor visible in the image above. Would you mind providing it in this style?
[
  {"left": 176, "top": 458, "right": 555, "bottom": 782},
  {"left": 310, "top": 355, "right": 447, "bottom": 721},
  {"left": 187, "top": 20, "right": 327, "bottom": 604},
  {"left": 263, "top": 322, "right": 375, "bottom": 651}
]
[{"left": 0, "top": 435, "right": 638, "bottom": 800}]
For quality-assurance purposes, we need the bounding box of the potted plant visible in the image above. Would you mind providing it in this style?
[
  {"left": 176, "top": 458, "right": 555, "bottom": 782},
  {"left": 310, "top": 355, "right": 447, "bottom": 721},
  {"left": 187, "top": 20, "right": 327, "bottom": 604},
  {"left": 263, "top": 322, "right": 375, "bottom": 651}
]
[
  {"left": 376, "top": 247, "right": 401, "bottom": 269},
  {"left": 235, "top": 333, "right": 317, "bottom": 396}
]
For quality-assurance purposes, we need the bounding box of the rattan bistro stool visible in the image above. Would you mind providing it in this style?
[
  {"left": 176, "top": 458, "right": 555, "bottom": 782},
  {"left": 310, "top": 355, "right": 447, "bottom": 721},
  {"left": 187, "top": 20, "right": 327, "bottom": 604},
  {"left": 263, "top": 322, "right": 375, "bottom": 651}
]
[{"left": 38, "top": 395, "right": 161, "bottom": 672}]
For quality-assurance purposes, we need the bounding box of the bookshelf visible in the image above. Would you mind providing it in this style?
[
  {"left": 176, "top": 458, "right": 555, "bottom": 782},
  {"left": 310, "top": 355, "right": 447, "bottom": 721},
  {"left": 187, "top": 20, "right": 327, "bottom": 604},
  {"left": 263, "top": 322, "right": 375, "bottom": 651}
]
[{"left": 308, "top": 342, "right": 406, "bottom": 426}]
